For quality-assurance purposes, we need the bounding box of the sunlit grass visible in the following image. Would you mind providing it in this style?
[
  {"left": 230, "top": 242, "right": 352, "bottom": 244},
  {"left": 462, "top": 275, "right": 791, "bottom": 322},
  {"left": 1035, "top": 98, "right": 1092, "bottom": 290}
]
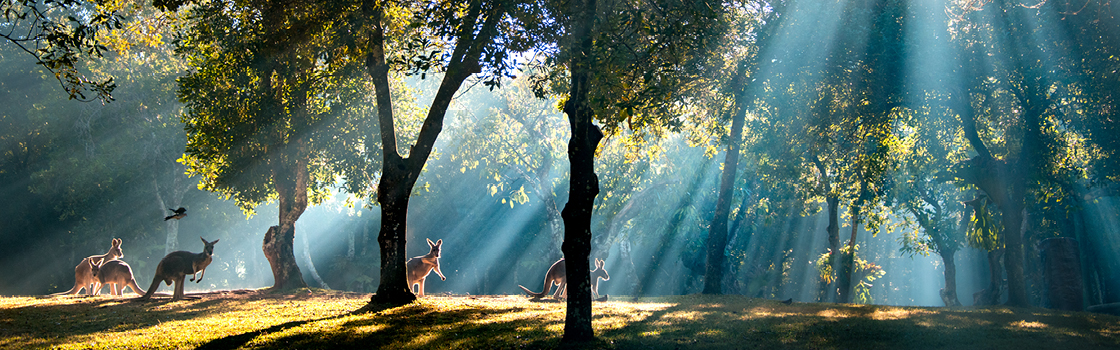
[{"left": 2, "top": 293, "right": 1118, "bottom": 349}]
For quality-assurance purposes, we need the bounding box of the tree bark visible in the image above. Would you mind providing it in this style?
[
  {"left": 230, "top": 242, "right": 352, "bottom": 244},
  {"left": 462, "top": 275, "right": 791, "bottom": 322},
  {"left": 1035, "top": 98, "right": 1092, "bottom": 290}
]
[
  {"left": 975, "top": 248, "right": 1005, "bottom": 306},
  {"left": 561, "top": 0, "right": 599, "bottom": 342},
  {"left": 824, "top": 195, "right": 840, "bottom": 302},
  {"left": 940, "top": 248, "right": 961, "bottom": 306},
  {"left": 703, "top": 64, "right": 748, "bottom": 295},
  {"left": 264, "top": 145, "right": 310, "bottom": 292}
]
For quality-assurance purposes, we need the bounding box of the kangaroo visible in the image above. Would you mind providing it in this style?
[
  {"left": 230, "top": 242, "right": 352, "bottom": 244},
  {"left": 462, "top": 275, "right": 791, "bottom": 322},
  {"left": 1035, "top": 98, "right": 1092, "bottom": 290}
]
[
  {"left": 138, "top": 237, "right": 218, "bottom": 301},
  {"left": 89, "top": 259, "right": 146, "bottom": 296},
  {"left": 52, "top": 238, "right": 123, "bottom": 296},
  {"left": 406, "top": 238, "right": 446, "bottom": 297},
  {"left": 519, "top": 258, "right": 610, "bottom": 300}
]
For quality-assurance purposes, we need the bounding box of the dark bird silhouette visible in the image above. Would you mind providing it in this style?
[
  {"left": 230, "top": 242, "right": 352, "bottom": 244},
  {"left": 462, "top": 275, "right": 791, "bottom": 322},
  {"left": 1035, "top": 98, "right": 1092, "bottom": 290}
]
[
  {"left": 781, "top": 298, "right": 793, "bottom": 305},
  {"left": 164, "top": 207, "right": 187, "bottom": 221}
]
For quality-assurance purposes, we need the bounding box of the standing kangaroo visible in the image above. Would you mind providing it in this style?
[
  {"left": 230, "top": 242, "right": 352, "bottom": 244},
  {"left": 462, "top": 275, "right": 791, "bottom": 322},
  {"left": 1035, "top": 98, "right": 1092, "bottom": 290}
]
[
  {"left": 406, "top": 238, "right": 446, "bottom": 297},
  {"left": 138, "top": 237, "right": 218, "bottom": 301},
  {"left": 89, "top": 259, "right": 146, "bottom": 296},
  {"left": 519, "top": 258, "right": 610, "bottom": 300},
  {"left": 52, "top": 238, "right": 123, "bottom": 296}
]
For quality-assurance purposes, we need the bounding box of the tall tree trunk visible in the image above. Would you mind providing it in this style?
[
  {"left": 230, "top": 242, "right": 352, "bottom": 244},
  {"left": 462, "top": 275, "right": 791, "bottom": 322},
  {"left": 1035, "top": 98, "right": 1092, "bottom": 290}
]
[
  {"left": 825, "top": 195, "right": 840, "bottom": 302},
  {"left": 703, "top": 65, "right": 748, "bottom": 295},
  {"left": 264, "top": 146, "right": 310, "bottom": 291},
  {"left": 561, "top": 0, "right": 599, "bottom": 341},
  {"left": 838, "top": 203, "right": 860, "bottom": 303}
]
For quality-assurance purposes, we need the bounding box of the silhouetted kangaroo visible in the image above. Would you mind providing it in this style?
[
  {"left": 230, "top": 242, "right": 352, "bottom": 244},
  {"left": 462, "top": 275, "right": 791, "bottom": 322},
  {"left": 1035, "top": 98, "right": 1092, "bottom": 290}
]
[
  {"left": 406, "top": 238, "right": 446, "bottom": 297},
  {"left": 519, "top": 258, "right": 610, "bottom": 300},
  {"left": 52, "top": 238, "right": 123, "bottom": 296},
  {"left": 138, "top": 237, "right": 218, "bottom": 301},
  {"left": 90, "top": 259, "right": 146, "bottom": 296}
]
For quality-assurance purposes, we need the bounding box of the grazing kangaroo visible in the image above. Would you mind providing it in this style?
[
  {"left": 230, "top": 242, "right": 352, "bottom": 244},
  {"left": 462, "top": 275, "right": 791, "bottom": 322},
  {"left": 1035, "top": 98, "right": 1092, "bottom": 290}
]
[
  {"left": 89, "top": 259, "right": 146, "bottom": 296},
  {"left": 519, "top": 258, "right": 610, "bottom": 300},
  {"left": 406, "top": 238, "right": 446, "bottom": 297},
  {"left": 138, "top": 237, "right": 218, "bottom": 301},
  {"left": 52, "top": 238, "right": 123, "bottom": 296}
]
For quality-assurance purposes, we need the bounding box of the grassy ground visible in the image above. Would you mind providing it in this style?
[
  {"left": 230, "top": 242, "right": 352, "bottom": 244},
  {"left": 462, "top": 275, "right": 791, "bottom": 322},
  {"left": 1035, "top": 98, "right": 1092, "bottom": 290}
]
[{"left": 2, "top": 290, "right": 1118, "bottom": 349}]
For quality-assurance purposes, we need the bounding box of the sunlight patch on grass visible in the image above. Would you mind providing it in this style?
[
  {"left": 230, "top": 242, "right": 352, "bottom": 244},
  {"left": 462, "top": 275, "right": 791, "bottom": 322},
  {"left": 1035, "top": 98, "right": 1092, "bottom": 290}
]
[
  {"left": 1010, "top": 320, "right": 1049, "bottom": 329},
  {"left": 814, "top": 308, "right": 853, "bottom": 318},
  {"left": 870, "top": 307, "right": 933, "bottom": 320}
]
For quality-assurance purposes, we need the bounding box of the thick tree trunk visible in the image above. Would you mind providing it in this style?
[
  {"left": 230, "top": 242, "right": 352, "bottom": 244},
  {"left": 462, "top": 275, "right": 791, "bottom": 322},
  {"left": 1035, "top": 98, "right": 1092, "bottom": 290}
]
[
  {"left": 371, "top": 171, "right": 416, "bottom": 304},
  {"left": 975, "top": 248, "right": 1005, "bottom": 305},
  {"left": 561, "top": 0, "right": 599, "bottom": 341},
  {"left": 560, "top": 122, "right": 602, "bottom": 342},
  {"left": 703, "top": 65, "right": 748, "bottom": 295},
  {"left": 264, "top": 150, "right": 309, "bottom": 292},
  {"left": 940, "top": 248, "right": 961, "bottom": 306},
  {"left": 825, "top": 195, "right": 840, "bottom": 302}
]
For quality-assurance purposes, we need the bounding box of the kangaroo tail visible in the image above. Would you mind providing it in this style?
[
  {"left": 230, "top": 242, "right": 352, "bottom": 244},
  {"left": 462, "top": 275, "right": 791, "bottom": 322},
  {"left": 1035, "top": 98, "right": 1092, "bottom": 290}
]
[
  {"left": 50, "top": 284, "right": 82, "bottom": 296},
  {"left": 137, "top": 277, "right": 161, "bottom": 300},
  {"left": 125, "top": 278, "right": 147, "bottom": 296},
  {"left": 518, "top": 285, "right": 546, "bottom": 298}
]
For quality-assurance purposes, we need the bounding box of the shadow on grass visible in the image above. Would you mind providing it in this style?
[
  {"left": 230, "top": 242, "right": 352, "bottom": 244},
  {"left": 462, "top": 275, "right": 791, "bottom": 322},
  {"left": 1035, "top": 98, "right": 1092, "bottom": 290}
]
[
  {"left": 194, "top": 316, "right": 343, "bottom": 350},
  {"left": 246, "top": 300, "right": 566, "bottom": 349}
]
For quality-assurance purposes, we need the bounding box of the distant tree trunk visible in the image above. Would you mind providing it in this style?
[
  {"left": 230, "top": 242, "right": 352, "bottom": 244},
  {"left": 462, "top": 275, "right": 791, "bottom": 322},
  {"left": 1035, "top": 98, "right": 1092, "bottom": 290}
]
[
  {"left": 152, "top": 154, "right": 189, "bottom": 255},
  {"left": 264, "top": 146, "right": 310, "bottom": 292},
  {"left": 592, "top": 180, "right": 672, "bottom": 262},
  {"left": 838, "top": 200, "right": 861, "bottom": 303},
  {"left": 301, "top": 229, "right": 330, "bottom": 289},
  {"left": 824, "top": 195, "right": 840, "bottom": 302},
  {"left": 561, "top": 0, "right": 599, "bottom": 341},
  {"left": 704, "top": 64, "right": 748, "bottom": 295}
]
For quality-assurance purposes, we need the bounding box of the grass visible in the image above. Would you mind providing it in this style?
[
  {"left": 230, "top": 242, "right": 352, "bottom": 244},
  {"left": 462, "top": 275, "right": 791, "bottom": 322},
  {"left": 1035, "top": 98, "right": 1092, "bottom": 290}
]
[{"left": 2, "top": 291, "right": 1119, "bottom": 349}]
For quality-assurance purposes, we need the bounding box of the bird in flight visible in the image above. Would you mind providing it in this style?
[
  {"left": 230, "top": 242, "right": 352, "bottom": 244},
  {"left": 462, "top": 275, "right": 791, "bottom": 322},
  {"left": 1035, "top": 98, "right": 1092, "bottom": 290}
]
[{"left": 164, "top": 207, "right": 187, "bottom": 221}]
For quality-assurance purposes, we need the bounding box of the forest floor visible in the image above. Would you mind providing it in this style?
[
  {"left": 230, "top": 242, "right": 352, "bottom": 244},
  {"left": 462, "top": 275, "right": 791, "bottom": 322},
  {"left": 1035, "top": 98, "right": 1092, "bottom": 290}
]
[{"left": 1, "top": 290, "right": 1118, "bottom": 349}]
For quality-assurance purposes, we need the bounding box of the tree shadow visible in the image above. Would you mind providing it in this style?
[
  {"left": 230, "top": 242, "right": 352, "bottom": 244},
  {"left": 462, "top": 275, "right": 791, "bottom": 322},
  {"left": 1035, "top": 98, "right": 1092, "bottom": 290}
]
[{"left": 248, "top": 300, "right": 565, "bottom": 349}]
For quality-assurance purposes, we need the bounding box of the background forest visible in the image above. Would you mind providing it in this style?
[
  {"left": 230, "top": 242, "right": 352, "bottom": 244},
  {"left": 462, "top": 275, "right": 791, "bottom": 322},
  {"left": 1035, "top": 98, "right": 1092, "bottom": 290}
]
[{"left": 1, "top": 0, "right": 1119, "bottom": 318}]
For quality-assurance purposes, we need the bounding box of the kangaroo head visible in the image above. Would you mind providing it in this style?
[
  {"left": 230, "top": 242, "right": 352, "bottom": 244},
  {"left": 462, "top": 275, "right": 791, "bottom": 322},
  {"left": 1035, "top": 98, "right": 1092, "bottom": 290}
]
[
  {"left": 89, "top": 259, "right": 103, "bottom": 278},
  {"left": 426, "top": 238, "right": 442, "bottom": 258},
  {"left": 108, "top": 238, "right": 123, "bottom": 260},
  {"left": 593, "top": 258, "right": 609, "bottom": 281},
  {"left": 201, "top": 237, "right": 219, "bottom": 256}
]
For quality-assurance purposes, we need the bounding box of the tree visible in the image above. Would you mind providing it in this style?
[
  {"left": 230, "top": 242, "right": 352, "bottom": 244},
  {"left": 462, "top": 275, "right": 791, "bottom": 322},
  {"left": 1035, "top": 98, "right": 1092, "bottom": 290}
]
[
  {"left": 945, "top": 0, "right": 1120, "bottom": 307},
  {"left": 703, "top": 0, "right": 787, "bottom": 295},
  {"left": 175, "top": 0, "right": 374, "bottom": 291},
  {"left": 359, "top": 0, "right": 527, "bottom": 304}
]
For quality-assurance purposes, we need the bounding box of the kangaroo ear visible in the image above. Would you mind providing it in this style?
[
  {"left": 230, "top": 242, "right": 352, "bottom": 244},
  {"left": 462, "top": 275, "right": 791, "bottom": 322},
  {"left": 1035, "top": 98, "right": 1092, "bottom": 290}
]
[
  {"left": 435, "top": 239, "right": 442, "bottom": 246},
  {"left": 427, "top": 238, "right": 435, "bottom": 247}
]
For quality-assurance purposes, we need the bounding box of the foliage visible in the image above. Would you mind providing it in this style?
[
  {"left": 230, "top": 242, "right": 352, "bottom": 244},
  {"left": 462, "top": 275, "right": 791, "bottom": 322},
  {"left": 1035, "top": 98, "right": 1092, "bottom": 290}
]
[
  {"left": 176, "top": 0, "right": 375, "bottom": 213},
  {"left": 0, "top": 0, "right": 124, "bottom": 102},
  {"left": 816, "top": 244, "right": 885, "bottom": 304}
]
